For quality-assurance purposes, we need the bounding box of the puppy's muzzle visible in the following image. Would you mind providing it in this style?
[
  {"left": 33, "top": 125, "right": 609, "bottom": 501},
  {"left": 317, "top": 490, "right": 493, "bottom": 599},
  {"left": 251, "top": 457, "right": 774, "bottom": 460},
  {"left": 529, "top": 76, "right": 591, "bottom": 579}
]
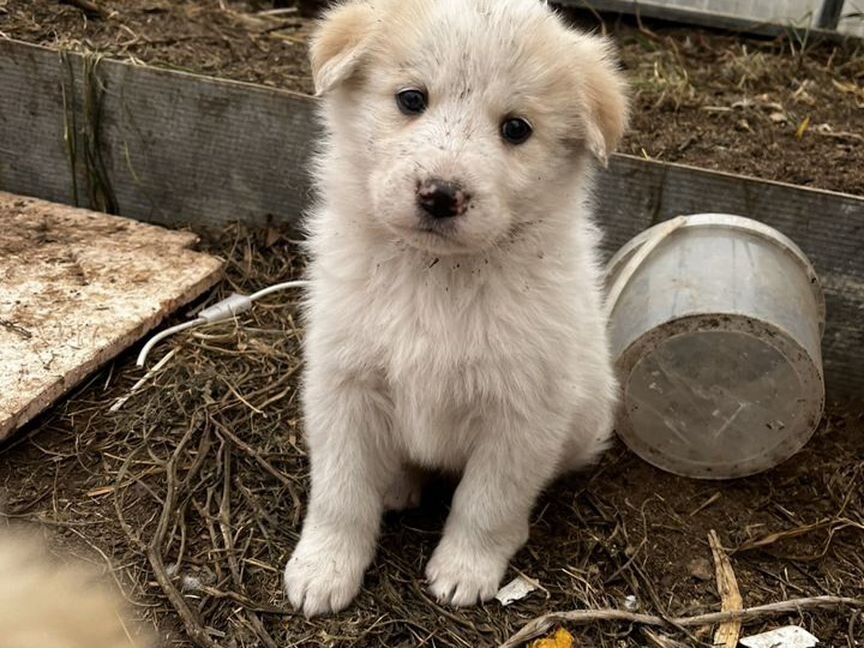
[{"left": 416, "top": 178, "right": 469, "bottom": 220}]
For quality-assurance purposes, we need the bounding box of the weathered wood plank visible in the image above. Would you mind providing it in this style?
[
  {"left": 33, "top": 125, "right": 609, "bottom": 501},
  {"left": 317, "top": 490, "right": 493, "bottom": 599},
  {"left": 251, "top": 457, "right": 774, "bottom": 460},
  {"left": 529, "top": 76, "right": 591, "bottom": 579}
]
[
  {"left": 0, "top": 39, "right": 317, "bottom": 229},
  {"left": 0, "top": 38, "right": 862, "bottom": 398},
  {"left": 0, "top": 192, "right": 224, "bottom": 439}
]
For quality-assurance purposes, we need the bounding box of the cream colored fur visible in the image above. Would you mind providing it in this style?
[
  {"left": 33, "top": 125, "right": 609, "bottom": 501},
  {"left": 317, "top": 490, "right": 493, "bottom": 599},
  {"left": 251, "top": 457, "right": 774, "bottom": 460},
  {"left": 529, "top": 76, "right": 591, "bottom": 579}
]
[
  {"left": 0, "top": 532, "right": 151, "bottom": 648},
  {"left": 284, "top": 0, "right": 629, "bottom": 617}
]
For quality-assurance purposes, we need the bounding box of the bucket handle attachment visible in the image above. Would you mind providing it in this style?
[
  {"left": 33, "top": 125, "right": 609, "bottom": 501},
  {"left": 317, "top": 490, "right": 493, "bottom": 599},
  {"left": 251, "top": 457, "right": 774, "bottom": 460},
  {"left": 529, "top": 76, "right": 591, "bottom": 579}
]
[{"left": 605, "top": 215, "right": 688, "bottom": 318}]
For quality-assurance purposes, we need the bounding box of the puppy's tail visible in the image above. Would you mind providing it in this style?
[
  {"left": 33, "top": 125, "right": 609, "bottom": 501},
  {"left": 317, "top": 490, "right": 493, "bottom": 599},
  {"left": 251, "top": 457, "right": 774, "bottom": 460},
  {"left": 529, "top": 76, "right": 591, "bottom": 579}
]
[{"left": 0, "top": 530, "right": 153, "bottom": 648}]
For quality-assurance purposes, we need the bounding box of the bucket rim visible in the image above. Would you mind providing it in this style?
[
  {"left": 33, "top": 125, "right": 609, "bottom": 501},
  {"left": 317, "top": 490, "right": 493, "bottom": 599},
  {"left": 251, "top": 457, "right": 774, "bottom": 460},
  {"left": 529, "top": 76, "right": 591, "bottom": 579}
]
[{"left": 605, "top": 213, "right": 826, "bottom": 333}]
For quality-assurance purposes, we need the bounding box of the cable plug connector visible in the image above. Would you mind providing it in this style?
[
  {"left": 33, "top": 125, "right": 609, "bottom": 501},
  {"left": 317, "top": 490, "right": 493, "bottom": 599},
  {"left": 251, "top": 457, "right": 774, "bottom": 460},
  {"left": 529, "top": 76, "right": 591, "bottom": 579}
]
[{"left": 197, "top": 293, "right": 253, "bottom": 323}]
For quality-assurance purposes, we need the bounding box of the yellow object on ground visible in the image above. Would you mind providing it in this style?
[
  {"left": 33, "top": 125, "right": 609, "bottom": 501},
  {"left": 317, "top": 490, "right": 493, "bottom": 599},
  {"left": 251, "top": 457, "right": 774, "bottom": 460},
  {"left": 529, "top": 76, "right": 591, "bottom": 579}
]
[{"left": 530, "top": 628, "right": 574, "bottom": 648}]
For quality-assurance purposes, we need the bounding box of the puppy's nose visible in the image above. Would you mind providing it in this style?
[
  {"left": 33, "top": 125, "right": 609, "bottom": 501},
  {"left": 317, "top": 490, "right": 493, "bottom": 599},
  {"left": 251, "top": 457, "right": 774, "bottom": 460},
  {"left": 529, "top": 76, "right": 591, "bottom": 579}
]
[{"left": 416, "top": 179, "right": 468, "bottom": 219}]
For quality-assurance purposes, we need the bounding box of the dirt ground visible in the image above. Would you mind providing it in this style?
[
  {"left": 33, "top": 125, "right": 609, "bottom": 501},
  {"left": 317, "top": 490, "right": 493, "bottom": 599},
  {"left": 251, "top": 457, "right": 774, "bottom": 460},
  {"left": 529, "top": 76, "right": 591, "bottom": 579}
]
[
  {"left": 2, "top": 0, "right": 863, "bottom": 195},
  {"left": 0, "top": 2, "right": 863, "bottom": 648},
  {"left": 0, "top": 228, "right": 862, "bottom": 648}
]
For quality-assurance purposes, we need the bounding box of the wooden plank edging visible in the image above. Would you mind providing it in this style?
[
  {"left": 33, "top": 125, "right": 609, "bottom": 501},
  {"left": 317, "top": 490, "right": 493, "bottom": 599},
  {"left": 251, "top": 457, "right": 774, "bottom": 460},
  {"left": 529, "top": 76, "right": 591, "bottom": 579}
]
[
  {"left": 0, "top": 38, "right": 317, "bottom": 229},
  {"left": 1, "top": 37, "right": 862, "bottom": 397}
]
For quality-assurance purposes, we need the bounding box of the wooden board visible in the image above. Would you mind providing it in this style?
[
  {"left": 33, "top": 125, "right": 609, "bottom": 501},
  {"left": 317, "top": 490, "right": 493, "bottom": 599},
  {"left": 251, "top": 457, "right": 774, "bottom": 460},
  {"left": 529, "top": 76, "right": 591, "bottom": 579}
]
[
  {"left": 0, "top": 39, "right": 317, "bottom": 230},
  {"left": 0, "top": 192, "right": 223, "bottom": 439},
  {"left": 0, "top": 38, "right": 862, "bottom": 398}
]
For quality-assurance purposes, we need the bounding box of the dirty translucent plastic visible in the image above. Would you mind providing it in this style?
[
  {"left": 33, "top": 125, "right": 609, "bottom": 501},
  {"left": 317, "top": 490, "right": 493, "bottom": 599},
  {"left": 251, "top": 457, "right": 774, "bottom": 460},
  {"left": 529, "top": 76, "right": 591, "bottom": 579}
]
[{"left": 606, "top": 214, "right": 825, "bottom": 479}]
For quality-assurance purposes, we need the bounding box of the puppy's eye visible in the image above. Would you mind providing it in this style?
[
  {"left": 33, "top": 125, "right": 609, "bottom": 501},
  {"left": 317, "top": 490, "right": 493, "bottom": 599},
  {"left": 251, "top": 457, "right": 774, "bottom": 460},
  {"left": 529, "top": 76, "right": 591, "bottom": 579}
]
[
  {"left": 396, "top": 88, "right": 428, "bottom": 115},
  {"left": 501, "top": 117, "right": 533, "bottom": 145}
]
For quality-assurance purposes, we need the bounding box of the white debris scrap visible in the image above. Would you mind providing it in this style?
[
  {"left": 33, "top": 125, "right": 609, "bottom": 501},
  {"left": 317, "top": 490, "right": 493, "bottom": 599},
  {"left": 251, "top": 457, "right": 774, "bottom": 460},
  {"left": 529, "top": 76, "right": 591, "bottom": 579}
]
[
  {"left": 495, "top": 575, "right": 538, "bottom": 606},
  {"left": 740, "top": 625, "right": 819, "bottom": 648}
]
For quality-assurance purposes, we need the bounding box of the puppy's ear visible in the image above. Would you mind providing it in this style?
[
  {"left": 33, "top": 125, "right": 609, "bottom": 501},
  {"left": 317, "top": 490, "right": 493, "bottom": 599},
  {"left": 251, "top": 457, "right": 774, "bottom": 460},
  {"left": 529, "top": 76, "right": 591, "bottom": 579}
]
[
  {"left": 309, "top": 1, "right": 377, "bottom": 96},
  {"left": 575, "top": 35, "right": 629, "bottom": 167}
]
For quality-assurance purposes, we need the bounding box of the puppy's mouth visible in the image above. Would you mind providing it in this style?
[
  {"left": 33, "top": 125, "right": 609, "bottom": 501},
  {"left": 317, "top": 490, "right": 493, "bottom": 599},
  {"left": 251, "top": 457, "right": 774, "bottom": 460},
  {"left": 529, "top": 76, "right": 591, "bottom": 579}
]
[
  {"left": 390, "top": 219, "right": 471, "bottom": 254},
  {"left": 416, "top": 217, "right": 458, "bottom": 237}
]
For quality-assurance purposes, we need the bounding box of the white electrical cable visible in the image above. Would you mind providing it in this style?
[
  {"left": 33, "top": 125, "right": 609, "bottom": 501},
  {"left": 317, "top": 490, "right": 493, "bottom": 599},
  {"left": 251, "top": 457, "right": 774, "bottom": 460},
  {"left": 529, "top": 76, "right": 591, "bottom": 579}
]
[
  {"left": 249, "top": 280, "right": 309, "bottom": 301},
  {"left": 136, "top": 280, "right": 309, "bottom": 368},
  {"left": 135, "top": 319, "right": 204, "bottom": 368}
]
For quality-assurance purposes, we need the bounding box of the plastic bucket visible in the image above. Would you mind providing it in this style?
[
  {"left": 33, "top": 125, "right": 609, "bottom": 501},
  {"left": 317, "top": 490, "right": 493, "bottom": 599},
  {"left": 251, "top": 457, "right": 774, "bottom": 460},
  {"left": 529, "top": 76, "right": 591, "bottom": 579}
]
[{"left": 606, "top": 214, "right": 825, "bottom": 479}]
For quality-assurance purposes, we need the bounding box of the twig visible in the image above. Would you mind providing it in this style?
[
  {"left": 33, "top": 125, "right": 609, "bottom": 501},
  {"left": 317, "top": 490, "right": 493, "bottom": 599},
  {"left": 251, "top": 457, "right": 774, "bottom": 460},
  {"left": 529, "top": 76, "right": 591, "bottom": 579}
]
[
  {"left": 642, "top": 629, "right": 690, "bottom": 648},
  {"left": 114, "top": 424, "right": 221, "bottom": 648},
  {"left": 737, "top": 517, "right": 864, "bottom": 559},
  {"left": 689, "top": 492, "right": 721, "bottom": 517},
  {"left": 498, "top": 596, "right": 864, "bottom": 648},
  {"left": 0, "top": 319, "right": 32, "bottom": 339},
  {"left": 708, "top": 530, "right": 742, "bottom": 648},
  {"left": 212, "top": 419, "right": 303, "bottom": 525},
  {"left": 194, "top": 585, "right": 290, "bottom": 616},
  {"left": 574, "top": 0, "right": 607, "bottom": 36},
  {"left": 80, "top": 53, "right": 119, "bottom": 214},
  {"left": 109, "top": 349, "right": 177, "bottom": 413},
  {"left": 633, "top": 0, "right": 660, "bottom": 41},
  {"left": 217, "top": 446, "right": 278, "bottom": 648},
  {"left": 815, "top": 130, "right": 864, "bottom": 143},
  {"left": 63, "top": 524, "right": 156, "bottom": 609},
  {"left": 255, "top": 7, "right": 297, "bottom": 17},
  {"left": 149, "top": 426, "right": 222, "bottom": 648},
  {"left": 848, "top": 610, "right": 860, "bottom": 648}
]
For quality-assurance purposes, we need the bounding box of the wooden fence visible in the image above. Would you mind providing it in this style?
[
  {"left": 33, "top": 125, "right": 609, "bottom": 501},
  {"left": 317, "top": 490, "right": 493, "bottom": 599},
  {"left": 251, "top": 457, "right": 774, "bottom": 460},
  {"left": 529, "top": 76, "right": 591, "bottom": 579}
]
[{"left": 1, "top": 38, "right": 862, "bottom": 398}]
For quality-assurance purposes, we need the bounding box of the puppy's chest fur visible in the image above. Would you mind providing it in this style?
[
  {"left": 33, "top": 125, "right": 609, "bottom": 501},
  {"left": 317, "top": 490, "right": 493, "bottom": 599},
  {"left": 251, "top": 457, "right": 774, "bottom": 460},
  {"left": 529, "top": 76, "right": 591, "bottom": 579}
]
[{"left": 329, "top": 248, "right": 585, "bottom": 469}]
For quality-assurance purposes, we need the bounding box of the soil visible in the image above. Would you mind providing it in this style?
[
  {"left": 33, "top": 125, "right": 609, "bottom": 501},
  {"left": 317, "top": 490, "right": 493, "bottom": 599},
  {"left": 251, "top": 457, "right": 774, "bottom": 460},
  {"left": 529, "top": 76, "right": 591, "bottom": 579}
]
[
  {"left": 1, "top": 0, "right": 864, "bottom": 195},
  {"left": 0, "top": 228, "right": 862, "bottom": 648},
  {"left": 0, "top": 2, "right": 863, "bottom": 648}
]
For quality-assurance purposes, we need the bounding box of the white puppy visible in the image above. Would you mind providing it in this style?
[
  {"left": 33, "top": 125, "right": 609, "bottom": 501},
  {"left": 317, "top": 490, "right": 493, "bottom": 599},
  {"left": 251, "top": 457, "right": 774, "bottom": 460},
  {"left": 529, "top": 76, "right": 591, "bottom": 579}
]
[{"left": 284, "top": 0, "right": 629, "bottom": 617}]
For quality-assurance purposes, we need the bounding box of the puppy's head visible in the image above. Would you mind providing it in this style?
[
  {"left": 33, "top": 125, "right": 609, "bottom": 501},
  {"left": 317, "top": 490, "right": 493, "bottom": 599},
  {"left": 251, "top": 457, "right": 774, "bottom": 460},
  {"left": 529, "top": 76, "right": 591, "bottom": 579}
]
[{"left": 311, "top": 0, "right": 629, "bottom": 255}]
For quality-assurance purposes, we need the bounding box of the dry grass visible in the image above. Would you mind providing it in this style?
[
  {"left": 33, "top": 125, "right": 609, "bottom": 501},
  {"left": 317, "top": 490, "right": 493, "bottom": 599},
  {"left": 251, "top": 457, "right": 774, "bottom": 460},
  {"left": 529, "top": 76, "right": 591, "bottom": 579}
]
[{"left": 0, "top": 227, "right": 862, "bottom": 648}]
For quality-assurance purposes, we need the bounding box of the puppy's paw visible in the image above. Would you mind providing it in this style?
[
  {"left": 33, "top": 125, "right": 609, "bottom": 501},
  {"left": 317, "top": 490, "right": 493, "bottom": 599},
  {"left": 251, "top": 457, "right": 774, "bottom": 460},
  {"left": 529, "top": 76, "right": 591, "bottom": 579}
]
[
  {"left": 425, "top": 539, "right": 506, "bottom": 607},
  {"left": 382, "top": 468, "right": 425, "bottom": 512},
  {"left": 283, "top": 532, "right": 366, "bottom": 617}
]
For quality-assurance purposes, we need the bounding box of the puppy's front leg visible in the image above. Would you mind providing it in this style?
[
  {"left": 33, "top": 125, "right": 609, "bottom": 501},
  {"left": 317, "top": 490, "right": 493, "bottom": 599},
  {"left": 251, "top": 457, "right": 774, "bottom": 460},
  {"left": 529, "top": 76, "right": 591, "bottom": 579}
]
[
  {"left": 284, "top": 371, "right": 393, "bottom": 617},
  {"left": 426, "top": 416, "right": 561, "bottom": 606}
]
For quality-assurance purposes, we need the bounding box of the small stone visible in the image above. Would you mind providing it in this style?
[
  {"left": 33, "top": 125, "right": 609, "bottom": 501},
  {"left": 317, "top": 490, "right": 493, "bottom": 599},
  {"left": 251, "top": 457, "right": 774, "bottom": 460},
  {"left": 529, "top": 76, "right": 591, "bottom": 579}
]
[{"left": 687, "top": 557, "right": 713, "bottom": 581}]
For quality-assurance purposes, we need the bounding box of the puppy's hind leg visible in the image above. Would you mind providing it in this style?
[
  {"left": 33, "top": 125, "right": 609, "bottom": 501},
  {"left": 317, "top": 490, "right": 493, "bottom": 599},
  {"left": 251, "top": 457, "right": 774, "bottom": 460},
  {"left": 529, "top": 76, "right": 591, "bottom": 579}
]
[
  {"left": 284, "top": 369, "right": 397, "bottom": 617},
  {"left": 560, "top": 378, "right": 619, "bottom": 474}
]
